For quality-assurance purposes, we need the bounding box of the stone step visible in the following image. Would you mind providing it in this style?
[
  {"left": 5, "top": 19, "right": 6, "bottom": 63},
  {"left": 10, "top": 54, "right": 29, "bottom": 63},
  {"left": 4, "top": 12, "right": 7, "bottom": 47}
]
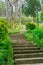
[
  {"left": 14, "top": 57, "right": 43, "bottom": 64},
  {"left": 12, "top": 44, "right": 34, "bottom": 46},
  {"left": 11, "top": 38, "right": 26, "bottom": 40},
  {"left": 12, "top": 40, "right": 29, "bottom": 45},
  {"left": 12, "top": 41, "right": 33, "bottom": 45},
  {"left": 13, "top": 50, "right": 43, "bottom": 54},
  {"left": 10, "top": 34, "right": 24, "bottom": 38},
  {"left": 14, "top": 63, "right": 43, "bottom": 65},
  {"left": 12, "top": 44, "right": 37, "bottom": 47},
  {"left": 14, "top": 53, "right": 43, "bottom": 59},
  {"left": 12, "top": 43, "right": 37, "bottom": 46},
  {"left": 10, "top": 34, "right": 25, "bottom": 40},
  {"left": 13, "top": 47, "right": 40, "bottom": 50}
]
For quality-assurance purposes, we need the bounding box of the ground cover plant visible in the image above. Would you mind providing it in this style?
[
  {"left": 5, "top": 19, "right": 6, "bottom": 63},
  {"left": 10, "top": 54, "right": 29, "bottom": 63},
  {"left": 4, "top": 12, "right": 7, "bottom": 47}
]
[{"left": 0, "top": 18, "right": 13, "bottom": 65}]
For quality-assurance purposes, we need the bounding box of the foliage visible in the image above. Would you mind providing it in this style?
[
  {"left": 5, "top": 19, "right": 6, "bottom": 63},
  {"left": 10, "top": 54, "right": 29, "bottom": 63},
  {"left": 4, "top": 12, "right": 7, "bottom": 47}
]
[
  {"left": 9, "top": 24, "right": 26, "bottom": 34},
  {"left": 0, "top": 18, "right": 10, "bottom": 27},
  {"left": 0, "top": 19, "right": 13, "bottom": 65},
  {"left": 26, "top": 22, "right": 36, "bottom": 30},
  {"left": 40, "top": 11, "right": 43, "bottom": 22},
  {"left": 22, "top": 0, "right": 41, "bottom": 17},
  {"left": 32, "top": 29, "right": 43, "bottom": 47},
  {"left": 39, "top": 23, "right": 43, "bottom": 29},
  {"left": 24, "top": 28, "right": 43, "bottom": 47},
  {"left": 21, "top": 16, "right": 34, "bottom": 24},
  {"left": 9, "top": 28, "right": 20, "bottom": 34},
  {"left": 32, "top": 29, "right": 43, "bottom": 39},
  {"left": 24, "top": 31, "right": 33, "bottom": 41}
]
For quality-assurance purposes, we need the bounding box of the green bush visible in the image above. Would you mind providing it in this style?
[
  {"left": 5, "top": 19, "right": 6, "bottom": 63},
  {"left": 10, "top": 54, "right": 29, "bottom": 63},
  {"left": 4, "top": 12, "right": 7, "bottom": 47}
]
[
  {"left": 24, "top": 31, "right": 33, "bottom": 41},
  {"left": 39, "top": 23, "right": 43, "bottom": 29},
  {"left": 26, "top": 22, "right": 36, "bottom": 30},
  {"left": 32, "top": 29, "right": 43, "bottom": 47},
  {"left": 40, "top": 11, "right": 43, "bottom": 22},
  {"left": 0, "top": 19, "right": 13, "bottom": 65},
  {"left": 32, "top": 29, "right": 43, "bottom": 40},
  {"left": 24, "top": 28, "right": 43, "bottom": 47}
]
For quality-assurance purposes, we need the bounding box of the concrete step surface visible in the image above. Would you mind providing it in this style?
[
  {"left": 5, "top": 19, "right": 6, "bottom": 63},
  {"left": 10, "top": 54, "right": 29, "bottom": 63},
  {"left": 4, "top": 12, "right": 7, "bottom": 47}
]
[
  {"left": 13, "top": 47, "right": 40, "bottom": 50},
  {"left": 15, "top": 63, "right": 43, "bottom": 65},
  {"left": 14, "top": 53, "right": 43, "bottom": 59},
  {"left": 14, "top": 57, "right": 43, "bottom": 64},
  {"left": 14, "top": 49, "right": 43, "bottom": 54},
  {"left": 12, "top": 45, "right": 37, "bottom": 47}
]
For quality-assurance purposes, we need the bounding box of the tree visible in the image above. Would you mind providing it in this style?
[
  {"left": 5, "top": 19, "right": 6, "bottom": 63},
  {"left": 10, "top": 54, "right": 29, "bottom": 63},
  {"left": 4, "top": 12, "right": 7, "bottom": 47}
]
[
  {"left": 5, "top": 0, "right": 9, "bottom": 18},
  {"left": 22, "top": 0, "right": 41, "bottom": 17},
  {"left": 0, "top": 2, "right": 2, "bottom": 16},
  {"left": 0, "top": 1, "right": 6, "bottom": 17}
]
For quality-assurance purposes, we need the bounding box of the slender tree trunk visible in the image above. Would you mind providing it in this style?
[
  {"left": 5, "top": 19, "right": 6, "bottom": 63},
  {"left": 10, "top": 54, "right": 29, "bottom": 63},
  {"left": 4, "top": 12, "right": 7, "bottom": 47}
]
[
  {"left": 11, "top": 5, "right": 13, "bottom": 19},
  {"left": 5, "top": 0, "right": 9, "bottom": 18},
  {"left": 2, "top": 2, "right": 4, "bottom": 17},
  {"left": 15, "top": 1, "right": 18, "bottom": 18},
  {"left": 19, "top": 0, "right": 22, "bottom": 24}
]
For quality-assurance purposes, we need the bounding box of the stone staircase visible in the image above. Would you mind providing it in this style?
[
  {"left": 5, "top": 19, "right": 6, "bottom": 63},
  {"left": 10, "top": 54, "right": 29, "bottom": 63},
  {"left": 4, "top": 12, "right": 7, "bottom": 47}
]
[{"left": 10, "top": 34, "right": 43, "bottom": 65}]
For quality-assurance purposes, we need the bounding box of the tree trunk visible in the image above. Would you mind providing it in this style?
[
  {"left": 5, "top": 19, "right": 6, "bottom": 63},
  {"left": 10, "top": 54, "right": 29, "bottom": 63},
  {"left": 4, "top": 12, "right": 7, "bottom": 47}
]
[
  {"left": 15, "top": 1, "right": 18, "bottom": 18},
  {"left": 5, "top": 0, "right": 9, "bottom": 18},
  {"left": 2, "top": 2, "right": 4, "bottom": 17}
]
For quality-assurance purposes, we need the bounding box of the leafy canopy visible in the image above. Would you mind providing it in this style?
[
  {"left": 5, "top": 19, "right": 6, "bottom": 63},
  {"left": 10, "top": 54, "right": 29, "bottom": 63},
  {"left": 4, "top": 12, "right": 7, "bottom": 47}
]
[{"left": 22, "top": 0, "right": 41, "bottom": 17}]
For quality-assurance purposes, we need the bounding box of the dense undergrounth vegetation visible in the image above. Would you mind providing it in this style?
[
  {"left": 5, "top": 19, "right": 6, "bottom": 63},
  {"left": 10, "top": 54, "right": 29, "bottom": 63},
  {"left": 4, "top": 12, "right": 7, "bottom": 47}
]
[
  {"left": 0, "top": 19, "right": 13, "bottom": 65},
  {"left": 24, "top": 22, "right": 43, "bottom": 48}
]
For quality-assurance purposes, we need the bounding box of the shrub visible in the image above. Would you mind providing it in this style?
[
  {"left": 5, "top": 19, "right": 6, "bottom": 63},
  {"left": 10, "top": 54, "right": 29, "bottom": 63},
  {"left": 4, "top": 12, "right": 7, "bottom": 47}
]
[
  {"left": 32, "top": 29, "right": 43, "bottom": 47},
  {"left": 0, "top": 19, "right": 13, "bottom": 65},
  {"left": 26, "top": 22, "right": 36, "bottom": 30},
  {"left": 39, "top": 23, "right": 43, "bottom": 29},
  {"left": 40, "top": 11, "right": 43, "bottom": 22},
  {"left": 0, "top": 18, "right": 10, "bottom": 29},
  {"left": 32, "top": 29, "right": 43, "bottom": 39},
  {"left": 24, "top": 28, "right": 43, "bottom": 47},
  {"left": 24, "top": 31, "right": 33, "bottom": 41}
]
